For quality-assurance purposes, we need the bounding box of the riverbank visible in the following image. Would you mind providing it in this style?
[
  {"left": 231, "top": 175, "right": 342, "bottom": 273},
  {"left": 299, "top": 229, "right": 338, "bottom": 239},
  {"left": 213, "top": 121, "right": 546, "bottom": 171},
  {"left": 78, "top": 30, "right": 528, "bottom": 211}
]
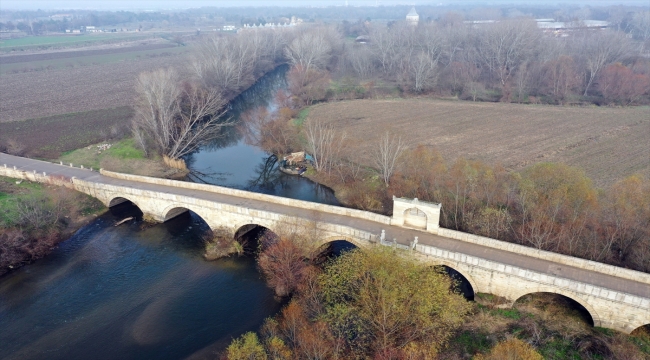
[{"left": 0, "top": 175, "right": 105, "bottom": 276}]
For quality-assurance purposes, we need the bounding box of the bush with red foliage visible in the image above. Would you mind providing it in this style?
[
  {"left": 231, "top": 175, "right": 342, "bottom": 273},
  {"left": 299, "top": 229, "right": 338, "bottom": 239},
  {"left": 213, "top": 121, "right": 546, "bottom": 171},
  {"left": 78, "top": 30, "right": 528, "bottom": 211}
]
[{"left": 257, "top": 237, "right": 311, "bottom": 297}]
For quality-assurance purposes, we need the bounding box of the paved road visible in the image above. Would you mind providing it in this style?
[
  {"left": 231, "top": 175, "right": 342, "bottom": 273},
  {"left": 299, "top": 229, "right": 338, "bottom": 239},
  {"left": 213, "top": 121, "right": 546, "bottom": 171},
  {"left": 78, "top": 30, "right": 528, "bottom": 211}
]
[{"left": 2, "top": 153, "right": 649, "bottom": 300}]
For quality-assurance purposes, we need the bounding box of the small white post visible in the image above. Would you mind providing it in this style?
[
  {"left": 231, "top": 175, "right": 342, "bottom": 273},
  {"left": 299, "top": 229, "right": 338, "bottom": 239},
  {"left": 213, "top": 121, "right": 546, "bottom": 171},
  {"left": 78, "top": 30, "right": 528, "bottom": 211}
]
[
  {"left": 43, "top": 172, "right": 46, "bottom": 176},
  {"left": 80, "top": 165, "right": 84, "bottom": 169},
  {"left": 90, "top": 167, "right": 93, "bottom": 171},
  {"left": 70, "top": 163, "right": 73, "bottom": 167},
  {"left": 13, "top": 166, "right": 16, "bottom": 170},
  {"left": 33, "top": 170, "right": 36, "bottom": 174},
  {"left": 60, "top": 161, "right": 63, "bottom": 165}
]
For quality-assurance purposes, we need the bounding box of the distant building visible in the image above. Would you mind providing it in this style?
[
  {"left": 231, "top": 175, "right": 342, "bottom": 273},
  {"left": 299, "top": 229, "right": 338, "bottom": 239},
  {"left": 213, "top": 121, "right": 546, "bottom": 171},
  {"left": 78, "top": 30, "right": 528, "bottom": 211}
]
[
  {"left": 406, "top": 7, "right": 419, "bottom": 26},
  {"left": 355, "top": 35, "right": 370, "bottom": 44},
  {"left": 536, "top": 19, "right": 609, "bottom": 36}
]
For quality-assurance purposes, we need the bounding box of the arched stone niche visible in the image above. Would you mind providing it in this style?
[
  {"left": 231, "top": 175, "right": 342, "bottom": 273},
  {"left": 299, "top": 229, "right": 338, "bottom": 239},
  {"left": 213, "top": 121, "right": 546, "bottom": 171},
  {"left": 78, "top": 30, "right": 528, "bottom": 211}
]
[{"left": 391, "top": 197, "right": 441, "bottom": 233}]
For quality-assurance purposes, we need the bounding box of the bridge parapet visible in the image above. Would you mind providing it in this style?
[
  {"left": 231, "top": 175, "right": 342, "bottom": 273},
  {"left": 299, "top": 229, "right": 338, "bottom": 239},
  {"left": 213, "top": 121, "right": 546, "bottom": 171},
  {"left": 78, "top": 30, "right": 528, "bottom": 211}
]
[
  {"left": 435, "top": 227, "right": 650, "bottom": 286},
  {"left": 414, "top": 242, "right": 650, "bottom": 334},
  {"left": 100, "top": 169, "right": 392, "bottom": 225}
]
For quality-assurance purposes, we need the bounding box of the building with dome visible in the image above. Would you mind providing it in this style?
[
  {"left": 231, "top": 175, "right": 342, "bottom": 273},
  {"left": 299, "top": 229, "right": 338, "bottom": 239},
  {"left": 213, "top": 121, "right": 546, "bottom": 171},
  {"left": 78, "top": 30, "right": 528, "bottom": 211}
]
[{"left": 406, "top": 7, "right": 419, "bottom": 26}]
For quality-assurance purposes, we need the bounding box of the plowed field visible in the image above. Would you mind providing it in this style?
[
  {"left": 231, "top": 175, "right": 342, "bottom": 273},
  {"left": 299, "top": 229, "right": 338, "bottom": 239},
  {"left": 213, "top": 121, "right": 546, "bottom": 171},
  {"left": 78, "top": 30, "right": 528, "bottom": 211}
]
[
  {"left": 308, "top": 99, "right": 650, "bottom": 186},
  {"left": 0, "top": 52, "right": 190, "bottom": 123}
]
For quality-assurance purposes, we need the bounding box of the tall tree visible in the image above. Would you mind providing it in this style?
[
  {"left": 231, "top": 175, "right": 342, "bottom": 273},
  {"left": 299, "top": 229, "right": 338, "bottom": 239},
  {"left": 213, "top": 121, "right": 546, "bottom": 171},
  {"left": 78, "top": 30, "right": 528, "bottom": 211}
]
[
  {"left": 573, "top": 29, "right": 630, "bottom": 96},
  {"left": 133, "top": 68, "right": 231, "bottom": 160},
  {"left": 373, "top": 132, "right": 407, "bottom": 185}
]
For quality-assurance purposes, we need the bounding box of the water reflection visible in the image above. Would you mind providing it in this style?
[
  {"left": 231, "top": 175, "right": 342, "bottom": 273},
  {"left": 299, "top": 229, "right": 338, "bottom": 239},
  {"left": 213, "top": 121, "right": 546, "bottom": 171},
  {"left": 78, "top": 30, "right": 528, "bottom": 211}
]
[
  {"left": 184, "top": 65, "right": 339, "bottom": 205},
  {"left": 0, "top": 204, "right": 281, "bottom": 360}
]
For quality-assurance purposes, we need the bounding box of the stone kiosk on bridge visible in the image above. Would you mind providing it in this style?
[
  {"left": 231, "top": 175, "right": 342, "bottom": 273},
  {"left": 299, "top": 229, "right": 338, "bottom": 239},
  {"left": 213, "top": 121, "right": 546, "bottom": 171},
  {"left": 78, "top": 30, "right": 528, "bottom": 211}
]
[
  {"left": 391, "top": 196, "right": 441, "bottom": 233},
  {"left": 1, "top": 154, "right": 649, "bottom": 334}
]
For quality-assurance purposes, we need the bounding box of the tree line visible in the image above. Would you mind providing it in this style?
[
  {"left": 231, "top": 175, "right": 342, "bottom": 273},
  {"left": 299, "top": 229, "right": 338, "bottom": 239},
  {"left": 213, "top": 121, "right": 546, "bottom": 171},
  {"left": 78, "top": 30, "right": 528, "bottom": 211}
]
[{"left": 289, "top": 17, "right": 650, "bottom": 106}]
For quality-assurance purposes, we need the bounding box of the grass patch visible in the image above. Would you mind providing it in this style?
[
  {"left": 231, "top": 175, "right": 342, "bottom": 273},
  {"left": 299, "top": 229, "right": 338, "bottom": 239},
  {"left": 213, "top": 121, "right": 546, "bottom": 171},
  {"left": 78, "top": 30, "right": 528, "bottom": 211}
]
[
  {"left": 540, "top": 338, "right": 582, "bottom": 360},
  {"left": 490, "top": 308, "right": 523, "bottom": 320},
  {"left": 0, "top": 176, "right": 45, "bottom": 225},
  {"left": 452, "top": 330, "right": 492, "bottom": 355},
  {"left": 59, "top": 137, "right": 144, "bottom": 170},
  {"left": 293, "top": 107, "right": 310, "bottom": 126},
  {"left": 104, "top": 138, "right": 145, "bottom": 160},
  {"left": 57, "top": 137, "right": 180, "bottom": 178},
  {"left": 631, "top": 327, "right": 650, "bottom": 354}
]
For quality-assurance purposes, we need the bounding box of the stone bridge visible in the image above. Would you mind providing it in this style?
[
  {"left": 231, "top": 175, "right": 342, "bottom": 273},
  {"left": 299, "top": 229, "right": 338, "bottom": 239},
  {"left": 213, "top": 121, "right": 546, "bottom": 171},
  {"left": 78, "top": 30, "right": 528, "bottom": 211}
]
[{"left": 1, "top": 153, "right": 649, "bottom": 334}]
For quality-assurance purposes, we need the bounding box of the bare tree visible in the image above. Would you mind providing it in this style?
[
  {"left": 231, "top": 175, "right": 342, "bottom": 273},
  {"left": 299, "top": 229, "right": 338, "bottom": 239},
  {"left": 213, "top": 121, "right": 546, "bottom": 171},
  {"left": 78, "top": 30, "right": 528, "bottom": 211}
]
[
  {"left": 513, "top": 61, "right": 530, "bottom": 103},
  {"left": 476, "top": 19, "right": 541, "bottom": 87},
  {"left": 573, "top": 29, "right": 630, "bottom": 96},
  {"left": 368, "top": 24, "right": 399, "bottom": 73},
  {"left": 285, "top": 32, "right": 333, "bottom": 72},
  {"left": 631, "top": 11, "right": 650, "bottom": 45},
  {"left": 373, "top": 132, "right": 407, "bottom": 185},
  {"left": 346, "top": 45, "right": 375, "bottom": 79},
  {"left": 133, "top": 68, "right": 231, "bottom": 160},
  {"left": 133, "top": 68, "right": 180, "bottom": 155},
  {"left": 304, "top": 119, "right": 346, "bottom": 173},
  {"left": 406, "top": 51, "right": 440, "bottom": 93}
]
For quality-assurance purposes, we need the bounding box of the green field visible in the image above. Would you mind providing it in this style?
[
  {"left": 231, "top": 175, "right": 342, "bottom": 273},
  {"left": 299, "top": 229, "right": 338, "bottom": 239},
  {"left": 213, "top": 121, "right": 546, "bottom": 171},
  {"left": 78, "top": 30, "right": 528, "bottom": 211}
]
[
  {"left": 0, "top": 34, "right": 148, "bottom": 50},
  {"left": 0, "top": 176, "right": 44, "bottom": 226}
]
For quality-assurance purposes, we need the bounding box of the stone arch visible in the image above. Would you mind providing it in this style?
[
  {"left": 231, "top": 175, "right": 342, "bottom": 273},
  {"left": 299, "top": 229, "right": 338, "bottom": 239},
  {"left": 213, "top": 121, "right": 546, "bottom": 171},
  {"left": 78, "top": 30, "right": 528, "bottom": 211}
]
[
  {"left": 160, "top": 204, "right": 210, "bottom": 224},
  {"left": 318, "top": 235, "right": 365, "bottom": 249},
  {"left": 427, "top": 259, "right": 480, "bottom": 297},
  {"left": 438, "top": 265, "right": 476, "bottom": 300},
  {"left": 108, "top": 196, "right": 139, "bottom": 208},
  {"left": 403, "top": 207, "right": 427, "bottom": 230},
  {"left": 513, "top": 290, "right": 600, "bottom": 327},
  {"left": 312, "top": 237, "right": 360, "bottom": 265},
  {"left": 234, "top": 223, "right": 279, "bottom": 251},
  {"left": 631, "top": 324, "right": 650, "bottom": 335}
]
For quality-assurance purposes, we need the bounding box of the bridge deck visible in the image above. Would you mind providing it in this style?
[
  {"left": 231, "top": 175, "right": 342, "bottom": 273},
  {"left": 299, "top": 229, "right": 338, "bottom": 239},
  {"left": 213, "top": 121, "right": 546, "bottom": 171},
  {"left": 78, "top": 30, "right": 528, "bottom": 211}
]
[{"left": 2, "top": 153, "right": 649, "bottom": 299}]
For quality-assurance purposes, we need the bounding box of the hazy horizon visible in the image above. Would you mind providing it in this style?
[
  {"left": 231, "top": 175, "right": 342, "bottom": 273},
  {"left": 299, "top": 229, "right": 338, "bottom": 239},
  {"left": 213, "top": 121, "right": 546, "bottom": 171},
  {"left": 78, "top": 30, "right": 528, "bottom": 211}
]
[{"left": 2, "top": 0, "right": 649, "bottom": 11}]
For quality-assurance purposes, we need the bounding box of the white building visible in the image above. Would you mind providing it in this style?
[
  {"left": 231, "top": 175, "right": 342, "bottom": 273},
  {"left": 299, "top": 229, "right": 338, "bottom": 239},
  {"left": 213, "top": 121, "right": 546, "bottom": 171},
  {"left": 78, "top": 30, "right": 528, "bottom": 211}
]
[{"left": 406, "top": 7, "right": 419, "bottom": 26}]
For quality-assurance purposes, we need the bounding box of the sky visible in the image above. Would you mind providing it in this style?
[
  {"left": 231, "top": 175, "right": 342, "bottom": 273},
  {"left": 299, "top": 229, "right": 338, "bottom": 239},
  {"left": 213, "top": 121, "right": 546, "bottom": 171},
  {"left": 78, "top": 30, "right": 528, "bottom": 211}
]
[{"left": 1, "top": 0, "right": 648, "bottom": 11}]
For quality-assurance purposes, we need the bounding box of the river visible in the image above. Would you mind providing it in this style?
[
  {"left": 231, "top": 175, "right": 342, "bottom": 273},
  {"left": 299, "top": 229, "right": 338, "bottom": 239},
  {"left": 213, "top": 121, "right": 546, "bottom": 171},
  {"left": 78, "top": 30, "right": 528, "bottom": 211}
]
[{"left": 0, "top": 66, "right": 339, "bottom": 359}]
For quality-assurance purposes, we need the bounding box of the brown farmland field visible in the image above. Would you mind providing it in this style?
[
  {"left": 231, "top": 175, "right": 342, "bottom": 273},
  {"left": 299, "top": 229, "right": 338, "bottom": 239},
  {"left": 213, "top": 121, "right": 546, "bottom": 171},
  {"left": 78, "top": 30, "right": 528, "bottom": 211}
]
[
  {"left": 0, "top": 107, "right": 133, "bottom": 159},
  {"left": 308, "top": 99, "right": 650, "bottom": 187},
  {"left": 0, "top": 46, "right": 190, "bottom": 122}
]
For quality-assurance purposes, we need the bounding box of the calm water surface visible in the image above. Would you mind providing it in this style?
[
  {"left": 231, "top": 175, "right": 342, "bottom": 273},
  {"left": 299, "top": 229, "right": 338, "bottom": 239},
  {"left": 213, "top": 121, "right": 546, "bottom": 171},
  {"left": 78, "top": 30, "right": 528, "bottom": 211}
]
[{"left": 0, "top": 66, "right": 338, "bottom": 359}]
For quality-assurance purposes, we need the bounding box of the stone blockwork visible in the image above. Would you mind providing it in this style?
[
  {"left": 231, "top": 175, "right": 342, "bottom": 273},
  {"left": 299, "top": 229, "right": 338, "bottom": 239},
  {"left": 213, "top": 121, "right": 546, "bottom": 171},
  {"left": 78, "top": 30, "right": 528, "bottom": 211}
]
[
  {"left": 391, "top": 196, "right": 441, "bottom": 233},
  {"left": 0, "top": 163, "right": 76, "bottom": 188},
  {"left": 100, "top": 169, "right": 392, "bottom": 225},
  {"left": 436, "top": 228, "right": 650, "bottom": 286},
  {"left": 415, "top": 243, "right": 650, "bottom": 334},
  {"left": 1, "top": 160, "right": 648, "bottom": 334},
  {"left": 72, "top": 177, "right": 377, "bottom": 251}
]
